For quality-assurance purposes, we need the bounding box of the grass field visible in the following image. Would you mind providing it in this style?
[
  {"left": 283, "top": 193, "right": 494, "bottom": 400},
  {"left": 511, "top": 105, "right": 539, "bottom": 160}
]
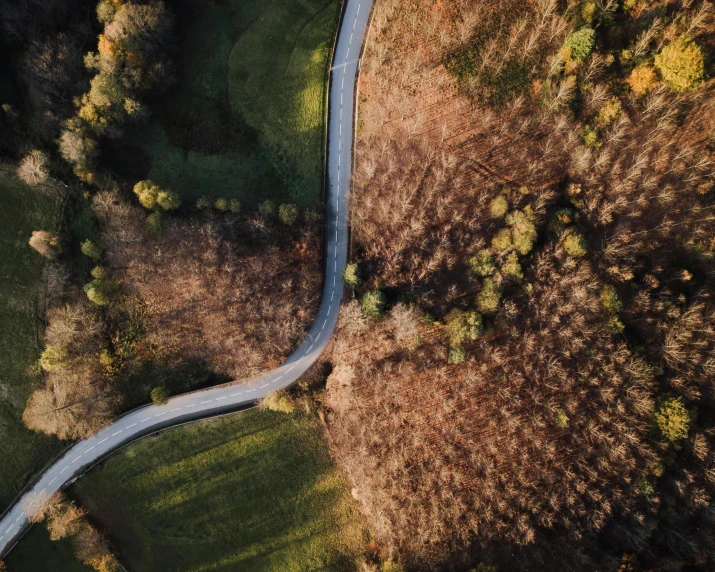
[
  {"left": 49, "top": 410, "right": 367, "bottom": 571},
  {"left": 0, "top": 168, "right": 62, "bottom": 509},
  {"left": 117, "top": 0, "right": 341, "bottom": 208},
  {"left": 4, "top": 526, "right": 93, "bottom": 572}
]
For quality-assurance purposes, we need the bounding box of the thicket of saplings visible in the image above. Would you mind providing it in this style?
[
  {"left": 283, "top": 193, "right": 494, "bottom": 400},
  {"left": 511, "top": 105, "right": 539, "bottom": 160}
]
[
  {"left": 328, "top": 0, "right": 715, "bottom": 570},
  {"left": 1, "top": 1, "right": 322, "bottom": 569}
]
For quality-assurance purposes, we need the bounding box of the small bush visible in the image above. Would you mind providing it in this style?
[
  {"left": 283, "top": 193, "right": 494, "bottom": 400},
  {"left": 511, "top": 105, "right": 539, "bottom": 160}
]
[
  {"left": 506, "top": 210, "right": 537, "bottom": 255},
  {"left": 258, "top": 200, "right": 276, "bottom": 218},
  {"left": 654, "top": 395, "right": 689, "bottom": 442},
  {"left": 342, "top": 262, "right": 362, "bottom": 289},
  {"left": 156, "top": 189, "right": 181, "bottom": 211},
  {"left": 476, "top": 278, "right": 501, "bottom": 314},
  {"left": 81, "top": 239, "right": 102, "bottom": 260},
  {"left": 40, "top": 345, "right": 69, "bottom": 371},
  {"left": 490, "top": 196, "right": 509, "bottom": 218},
  {"left": 196, "top": 196, "right": 211, "bottom": 209},
  {"left": 150, "top": 386, "right": 169, "bottom": 406},
  {"left": 600, "top": 285, "right": 623, "bottom": 315},
  {"left": 83, "top": 278, "right": 116, "bottom": 306},
  {"left": 133, "top": 180, "right": 180, "bottom": 211},
  {"left": 90, "top": 266, "right": 107, "bottom": 280},
  {"left": 29, "top": 230, "right": 61, "bottom": 259},
  {"left": 445, "top": 309, "right": 483, "bottom": 347},
  {"left": 146, "top": 211, "right": 166, "bottom": 236},
  {"left": 637, "top": 477, "right": 654, "bottom": 496},
  {"left": 563, "top": 231, "right": 587, "bottom": 257},
  {"left": 491, "top": 228, "right": 513, "bottom": 252},
  {"left": 229, "top": 199, "right": 241, "bottom": 214},
  {"left": 362, "top": 290, "right": 386, "bottom": 319},
  {"left": 261, "top": 390, "right": 295, "bottom": 413},
  {"left": 468, "top": 249, "right": 497, "bottom": 277},
  {"left": 279, "top": 203, "right": 299, "bottom": 225},
  {"left": 564, "top": 28, "right": 595, "bottom": 62},
  {"left": 448, "top": 347, "right": 466, "bottom": 365},
  {"left": 214, "top": 198, "right": 229, "bottom": 211},
  {"left": 501, "top": 251, "right": 523, "bottom": 279},
  {"left": 555, "top": 409, "right": 569, "bottom": 429},
  {"left": 654, "top": 37, "right": 706, "bottom": 93},
  {"left": 582, "top": 124, "right": 599, "bottom": 147},
  {"left": 596, "top": 97, "right": 622, "bottom": 126},
  {"left": 381, "top": 562, "right": 405, "bottom": 572},
  {"left": 627, "top": 65, "right": 657, "bottom": 95}
]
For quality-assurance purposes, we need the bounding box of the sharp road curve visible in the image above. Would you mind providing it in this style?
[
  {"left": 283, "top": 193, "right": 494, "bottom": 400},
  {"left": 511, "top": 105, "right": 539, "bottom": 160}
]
[{"left": 0, "top": 0, "right": 372, "bottom": 556}]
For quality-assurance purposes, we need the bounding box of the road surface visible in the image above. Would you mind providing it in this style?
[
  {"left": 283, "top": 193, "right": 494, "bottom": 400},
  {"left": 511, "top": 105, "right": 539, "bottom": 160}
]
[{"left": 0, "top": 0, "right": 372, "bottom": 556}]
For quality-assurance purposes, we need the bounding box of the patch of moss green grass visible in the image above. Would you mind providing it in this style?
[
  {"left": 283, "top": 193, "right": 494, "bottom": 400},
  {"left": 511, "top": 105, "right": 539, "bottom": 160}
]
[
  {"left": 0, "top": 168, "right": 62, "bottom": 508},
  {"left": 69, "top": 409, "right": 367, "bottom": 571}
]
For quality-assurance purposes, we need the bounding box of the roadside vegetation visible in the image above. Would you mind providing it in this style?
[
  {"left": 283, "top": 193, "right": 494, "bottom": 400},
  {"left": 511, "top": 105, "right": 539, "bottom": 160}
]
[{"left": 328, "top": 0, "right": 715, "bottom": 570}]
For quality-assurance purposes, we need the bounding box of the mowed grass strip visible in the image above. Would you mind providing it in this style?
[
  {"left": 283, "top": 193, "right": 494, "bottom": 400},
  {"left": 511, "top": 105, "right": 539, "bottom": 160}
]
[
  {"left": 0, "top": 168, "right": 61, "bottom": 508},
  {"left": 67, "top": 410, "right": 367, "bottom": 571},
  {"left": 129, "top": 0, "right": 340, "bottom": 208}
]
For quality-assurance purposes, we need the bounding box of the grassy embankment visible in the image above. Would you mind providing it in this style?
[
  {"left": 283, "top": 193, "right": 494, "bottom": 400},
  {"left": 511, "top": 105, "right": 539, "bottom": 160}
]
[
  {"left": 0, "top": 169, "right": 62, "bottom": 508},
  {"left": 8, "top": 410, "right": 367, "bottom": 571},
  {"left": 113, "top": 0, "right": 340, "bottom": 208}
]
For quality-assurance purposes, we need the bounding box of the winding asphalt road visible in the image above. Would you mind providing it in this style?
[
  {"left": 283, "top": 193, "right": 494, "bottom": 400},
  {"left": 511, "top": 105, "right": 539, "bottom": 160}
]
[{"left": 0, "top": 0, "right": 372, "bottom": 557}]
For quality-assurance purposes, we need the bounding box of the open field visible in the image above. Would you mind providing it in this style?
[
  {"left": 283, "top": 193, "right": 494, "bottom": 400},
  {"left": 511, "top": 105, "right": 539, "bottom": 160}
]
[
  {"left": 116, "top": 0, "right": 340, "bottom": 207},
  {"left": 56, "top": 410, "right": 367, "bottom": 571},
  {"left": 0, "top": 168, "right": 62, "bottom": 508}
]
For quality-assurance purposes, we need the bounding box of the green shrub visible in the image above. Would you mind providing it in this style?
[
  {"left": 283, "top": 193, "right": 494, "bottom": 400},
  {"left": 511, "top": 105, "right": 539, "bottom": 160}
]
[
  {"left": 99, "top": 348, "right": 114, "bottom": 367},
  {"left": 448, "top": 347, "right": 466, "bottom": 365},
  {"left": 637, "top": 477, "right": 654, "bottom": 496},
  {"left": 582, "top": 124, "right": 599, "bottom": 147},
  {"left": 261, "top": 390, "right": 295, "bottom": 413},
  {"left": 90, "top": 266, "right": 106, "bottom": 280},
  {"left": 214, "top": 198, "right": 229, "bottom": 211},
  {"left": 596, "top": 97, "right": 622, "bottom": 126},
  {"left": 229, "top": 199, "right": 241, "bottom": 214},
  {"left": 555, "top": 409, "right": 569, "bottom": 429},
  {"left": 654, "top": 37, "right": 706, "bottom": 93},
  {"left": 548, "top": 207, "right": 575, "bottom": 234},
  {"left": 258, "top": 200, "right": 276, "bottom": 218},
  {"left": 506, "top": 210, "right": 537, "bottom": 255},
  {"left": 151, "top": 386, "right": 169, "bottom": 406},
  {"left": 146, "top": 211, "right": 165, "bottom": 236},
  {"left": 501, "top": 251, "right": 523, "bottom": 279},
  {"left": 564, "top": 28, "right": 595, "bottom": 62},
  {"left": 468, "top": 249, "right": 497, "bottom": 277},
  {"left": 600, "top": 285, "right": 623, "bottom": 315},
  {"left": 490, "top": 195, "right": 509, "bottom": 218},
  {"left": 477, "top": 277, "right": 501, "bottom": 314},
  {"left": 40, "top": 345, "right": 69, "bottom": 372},
  {"left": 83, "top": 278, "right": 116, "bottom": 306},
  {"left": 342, "top": 262, "right": 361, "bottom": 289},
  {"left": 156, "top": 189, "right": 181, "bottom": 211},
  {"left": 445, "top": 309, "right": 483, "bottom": 347},
  {"left": 362, "top": 290, "right": 386, "bottom": 319},
  {"left": 279, "top": 203, "right": 299, "bottom": 225},
  {"left": 563, "top": 231, "right": 587, "bottom": 257},
  {"left": 133, "top": 180, "right": 180, "bottom": 211},
  {"left": 654, "top": 395, "right": 689, "bottom": 442},
  {"left": 491, "top": 228, "right": 513, "bottom": 252},
  {"left": 196, "top": 196, "right": 211, "bottom": 209},
  {"left": 81, "top": 239, "right": 102, "bottom": 260}
]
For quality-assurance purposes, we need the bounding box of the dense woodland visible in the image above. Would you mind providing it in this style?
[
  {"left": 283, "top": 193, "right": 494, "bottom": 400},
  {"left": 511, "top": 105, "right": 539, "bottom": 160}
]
[{"left": 326, "top": 0, "right": 715, "bottom": 570}]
